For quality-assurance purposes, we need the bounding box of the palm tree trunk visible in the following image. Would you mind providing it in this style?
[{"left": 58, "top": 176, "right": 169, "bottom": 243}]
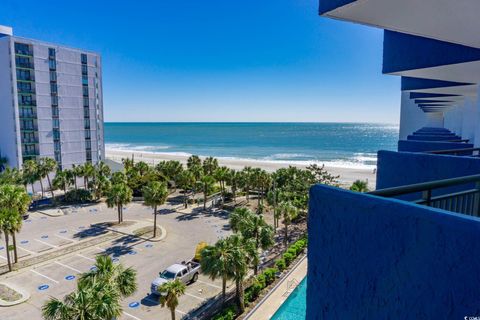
[
  {"left": 236, "top": 278, "right": 245, "bottom": 313},
  {"left": 170, "top": 308, "right": 176, "bottom": 320},
  {"left": 222, "top": 275, "right": 227, "bottom": 301},
  {"left": 12, "top": 232, "right": 18, "bottom": 263},
  {"left": 153, "top": 205, "right": 157, "bottom": 238},
  {"left": 203, "top": 188, "right": 207, "bottom": 210},
  {"left": 31, "top": 182, "right": 35, "bottom": 196},
  {"left": 184, "top": 191, "right": 188, "bottom": 208},
  {"left": 74, "top": 175, "right": 78, "bottom": 190},
  {"left": 5, "top": 233, "right": 12, "bottom": 272},
  {"left": 117, "top": 204, "right": 121, "bottom": 223},
  {"left": 39, "top": 178, "right": 45, "bottom": 198},
  {"left": 46, "top": 174, "right": 54, "bottom": 198},
  {"left": 284, "top": 223, "right": 288, "bottom": 248}
]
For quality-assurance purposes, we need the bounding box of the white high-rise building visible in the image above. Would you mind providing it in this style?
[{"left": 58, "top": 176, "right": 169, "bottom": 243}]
[{"left": 0, "top": 25, "right": 104, "bottom": 169}]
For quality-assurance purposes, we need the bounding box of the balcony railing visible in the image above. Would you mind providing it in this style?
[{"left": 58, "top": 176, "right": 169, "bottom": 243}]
[
  {"left": 19, "top": 112, "right": 37, "bottom": 119},
  {"left": 427, "top": 147, "right": 480, "bottom": 156},
  {"left": 20, "top": 125, "right": 38, "bottom": 131},
  {"left": 16, "top": 62, "right": 34, "bottom": 69},
  {"left": 369, "top": 174, "right": 480, "bottom": 216}
]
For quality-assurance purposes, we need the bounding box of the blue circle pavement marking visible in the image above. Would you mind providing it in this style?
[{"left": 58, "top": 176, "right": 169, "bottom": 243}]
[
  {"left": 38, "top": 284, "right": 49, "bottom": 291},
  {"left": 128, "top": 302, "right": 140, "bottom": 309},
  {"left": 78, "top": 226, "right": 85, "bottom": 229},
  {"left": 112, "top": 258, "right": 120, "bottom": 263},
  {"left": 90, "top": 266, "right": 98, "bottom": 271},
  {"left": 0, "top": 246, "right": 4, "bottom": 250},
  {"left": 60, "top": 230, "right": 67, "bottom": 234},
  {"left": 41, "top": 235, "right": 49, "bottom": 239},
  {"left": 128, "top": 251, "right": 137, "bottom": 255},
  {"left": 145, "top": 244, "right": 153, "bottom": 248},
  {"left": 65, "top": 275, "right": 76, "bottom": 281},
  {"left": 20, "top": 240, "right": 29, "bottom": 244},
  {"left": 25, "top": 219, "right": 32, "bottom": 223}
]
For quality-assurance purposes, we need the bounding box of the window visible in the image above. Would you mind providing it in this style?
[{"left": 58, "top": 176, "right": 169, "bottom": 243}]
[
  {"left": 16, "top": 69, "right": 33, "bottom": 81},
  {"left": 17, "top": 82, "right": 33, "bottom": 93},
  {"left": 50, "top": 71, "right": 57, "bottom": 82},
  {"left": 52, "top": 118, "right": 60, "bottom": 129},
  {"left": 83, "top": 97, "right": 89, "bottom": 107},
  {"left": 54, "top": 141, "right": 61, "bottom": 152},
  {"left": 86, "top": 150, "right": 92, "bottom": 162},
  {"left": 48, "top": 48, "right": 56, "bottom": 58},
  {"left": 82, "top": 86, "right": 89, "bottom": 97},
  {"left": 84, "top": 119, "right": 90, "bottom": 129},
  {"left": 50, "top": 83, "right": 58, "bottom": 94},
  {"left": 84, "top": 107, "right": 90, "bottom": 118},
  {"left": 51, "top": 95, "right": 58, "bottom": 106},
  {"left": 53, "top": 129, "right": 60, "bottom": 140},
  {"left": 82, "top": 75, "right": 88, "bottom": 85},
  {"left": 52, "top": 106, "right": 59, "bottom": 117},
  {"left": 85, "top": 140, "right": 91, "bottom": 150},
  {"left": 82, "top": 64, "right": 88, "bottom": 75},
  {"left": 81, "top": 53, "right": 87, "bottom": 64},
  {"left": 54, "top": 152, "right": 61, "bottom": 163},
  {"left": 85, "top": 130, "right": 91, "bottom": 139},
  {"left": 15, "top": 43, "right": 32, "bottom": 55},
  {"left": 15, "top": 56, "right": 33, "bottom": 68},
  {"left": 18, "top": 94, "right": 34, "bottom": 106},
  {"left": 22, "top": 132, "right": 35, "bottom": 143},
  {"left": 49, "top": 59, "right": 56, "bottom": 70}
]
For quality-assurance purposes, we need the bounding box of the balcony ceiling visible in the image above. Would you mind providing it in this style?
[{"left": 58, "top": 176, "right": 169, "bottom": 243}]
[{"left": 322, "top": 0, "right": 480, "bottom": 48}]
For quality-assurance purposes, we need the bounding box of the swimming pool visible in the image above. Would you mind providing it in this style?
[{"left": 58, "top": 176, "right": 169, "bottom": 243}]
[{"left": 271, "top": 277, "right": 307, "bottom": 320}]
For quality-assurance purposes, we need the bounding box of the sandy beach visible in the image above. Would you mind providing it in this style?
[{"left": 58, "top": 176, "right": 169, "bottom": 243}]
[{"left": 106, "top": 148, "right": 376, "bottom": 189}]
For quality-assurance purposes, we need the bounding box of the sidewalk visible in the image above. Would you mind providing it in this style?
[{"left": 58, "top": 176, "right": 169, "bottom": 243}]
[{"left": 246, "top": 256, "right": 307, "bottom": 320}]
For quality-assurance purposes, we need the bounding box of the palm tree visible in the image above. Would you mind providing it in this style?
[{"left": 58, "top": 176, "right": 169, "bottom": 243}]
[
  {"left": 43, "top": 256, "right": 136, "bottom": 320},
  {"left": 0, "top": 184, "right": 31, "bottom": 265},
  {"left": 96, "top": 161, "right": 112, "bottom": 177},
  {"left": 350, "top": 179, "right": 370, "bottom": 192},
  {"left": 200, "top": 175, "right": 215, "bottom": 210},
  {"left": 187, "top": 155, "right": 201, "bottom": 170},
  {"left": 240, "top": 167, "right": 254, "bottom": 202},
  {"left": 177, "top": 170, "right": 195, "bottom": 208},
  {"left": 229, "top": 208, "right": 274, "bottom": 274},
  {"left": 202, "top": 156, "right": 218, "bottom": 176},
  {"left": 71, "top": 164, "right": 82, "bottom": 190},
  {"left": 201, "top": 238, "right": 235, "bottom": 300},
  {"left": 278, "top": 201, "right": 298, "bottom": 247},
  {"left": 143, "top": 181, "right": 168, "bottom": 237},
  {"left": 227, "top": 234, "right": 257, "bottom": 313},
  {"left": 106, "top": 183, "right": 133, "bottom": 223},
  {"left": 158, "top": 279, "right": 186, "bottom": 320},
  {"left": 52, "top": 170, "right": 69, "bottom": 194},
  {"left": 23, "top": 159, "right": 39, "bottom": 195},
  {"left": 0, "top": 208, "right": 16, "bottom": 272},
  {"left": 227, "top": 169, "right": 240, "bottom": 203},
  {"left": 214, "top": 166, "right": 230, "bottom": 205},
  {"left": 38, "top": 158, "right": 57, "bottom": 198},
  {"left": 82, "top": 162, "right": 95, "bottom": 190},
  {"left": 0, "top": 167, "right": 23, "bottom": 186}
]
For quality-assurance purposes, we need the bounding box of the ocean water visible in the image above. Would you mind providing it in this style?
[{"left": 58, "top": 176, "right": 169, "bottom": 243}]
[{"left": 104, "top": 122, "right": 398, "bottom": 169}]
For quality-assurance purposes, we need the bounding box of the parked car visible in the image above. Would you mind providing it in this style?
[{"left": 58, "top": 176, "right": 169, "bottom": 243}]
[{"left": 151, "top": 260, "right": 200, "bottom": 295}]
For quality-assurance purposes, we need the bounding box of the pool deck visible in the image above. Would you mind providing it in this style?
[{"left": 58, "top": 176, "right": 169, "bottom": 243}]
[{"left": 245, "top": 255, "right": 307, "bottom": 320}]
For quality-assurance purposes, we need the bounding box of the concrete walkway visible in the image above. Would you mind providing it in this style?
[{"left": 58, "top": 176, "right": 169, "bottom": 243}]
[{"left": 246, "top": 256, "right": 307, "bottom": 320}]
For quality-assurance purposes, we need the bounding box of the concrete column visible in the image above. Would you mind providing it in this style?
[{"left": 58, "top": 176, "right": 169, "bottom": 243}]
[{"left": 399, "top": 91, "right": 427, "bottom": 140}]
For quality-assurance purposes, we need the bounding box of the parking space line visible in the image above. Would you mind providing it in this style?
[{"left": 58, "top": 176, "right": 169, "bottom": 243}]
[
  {"left": 0, "top": 255, "right": 6, "bottom": 260},
  {"left": 35, "top": 239, "right": 58, "bottom": 248},
  {"left": 176, "top": 309, "right": 187, "bottom": 315},
  {"left": 54, "top": 261, "right": 82, "bottom": 273},
  {"left": 76, "top": 253, "right": 95, "bottom": 262},
  {"left": 185, "top": 291, "right": 206, "bottom": 301},
  {"left": 197, "top": 280, "right": 222, "bottom": 289},
  {"left": 31, "top": 269, "right": 59, "bottom": 284},
  {"left": 54, "top": 234, "right": 75, "bottom": 242},
  {"left": 123, "top": 311, "right": 142, "bottom": 320},
  {"left": 18, "top": 246, "right": 36, "bottom": 255}
]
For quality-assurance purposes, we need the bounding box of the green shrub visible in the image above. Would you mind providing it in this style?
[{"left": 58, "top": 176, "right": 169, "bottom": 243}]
[
  {"left": 263, "top": 268, "right": 277, "bottom": 285},
  {"left": 212, "top": 305, "right": 237, "bottom": 320},
  {"left": 63, "top": 189, "right": 92, "bottom": 203},
  {"left": 256, "top": 274, "right": 266, "bottom": 289},
  {"left": 287, "top": 247, "right": 297, "bottom": 257},
  {"left": 275, "top": 258, "right": 286, "bottom": 271},
  {"left": 283, "top": 252, "right": 294, "bottom": 266}
]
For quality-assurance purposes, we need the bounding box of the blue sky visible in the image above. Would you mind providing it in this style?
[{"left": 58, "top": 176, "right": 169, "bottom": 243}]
[{"left": 1, "top": 0, "right": 400, "bottom": 123}]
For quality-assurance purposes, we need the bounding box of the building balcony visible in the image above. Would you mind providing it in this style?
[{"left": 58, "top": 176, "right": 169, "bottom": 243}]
[
  {"left": 19, "top": 112, "right": 37, "bottom": 119},
  {"left": 16, "top": 62, "right": 34, "bottom": 69},
  {"left": 22, "top": 149, "right": 38, "bottom": 156},
  {"left": 20, "top": 125, "right": 38, "bottom": 131},
  {"left": 22, "top": 138, "right": 39, "bottom": 144},
  {"left": 307, "top": 176, "right": 480, "bottom": 319}
]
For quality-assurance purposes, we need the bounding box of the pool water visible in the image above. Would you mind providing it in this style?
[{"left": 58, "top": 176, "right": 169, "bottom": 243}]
[{"left": 271, "top": 277, "right": 307, "bottom": 320}]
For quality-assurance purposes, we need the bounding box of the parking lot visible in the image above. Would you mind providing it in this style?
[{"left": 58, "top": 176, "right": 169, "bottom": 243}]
[{"left": 0, "top": 201, "right": 233, "bottom": 319}]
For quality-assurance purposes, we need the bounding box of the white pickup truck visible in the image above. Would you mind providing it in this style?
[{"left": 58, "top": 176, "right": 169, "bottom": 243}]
[{"left": 151, "top": 260, "right": 201, "bottom": 295}]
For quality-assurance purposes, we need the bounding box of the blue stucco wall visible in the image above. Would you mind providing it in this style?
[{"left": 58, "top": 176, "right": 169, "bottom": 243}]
[
  {"left": 307, "top": 185, "right": 480, "bottom": 319},
  {"left": 376, "top": 150, "right": 480, "bottom": 190},
  {"left": 398, "top": 140, "right": 473, "bottom": 153}
]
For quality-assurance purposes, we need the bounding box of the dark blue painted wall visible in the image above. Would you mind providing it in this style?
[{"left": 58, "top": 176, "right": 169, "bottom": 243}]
[
  {"left": 307, "top": 185, "right": 480, "bottom": 319},
  {"left": 398, "top": 140, "right": 473, "bottom": 153},
  {"left": 376, "top": 150, "right": 480, "bottom": 195},
  {"left": 407, "top": 134, "right": 460, "bottom": 141}
]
